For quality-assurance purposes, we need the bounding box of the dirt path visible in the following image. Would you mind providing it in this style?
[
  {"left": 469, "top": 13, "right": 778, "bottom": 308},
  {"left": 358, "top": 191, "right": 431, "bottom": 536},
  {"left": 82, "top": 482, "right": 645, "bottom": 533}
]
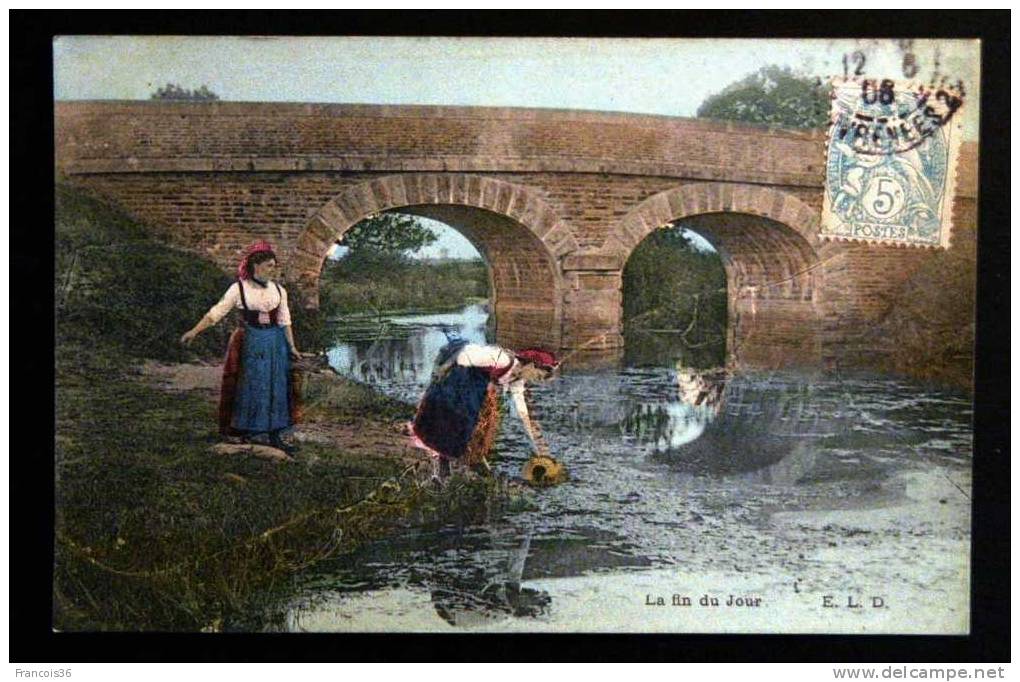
[{"left": 139, "top": 360, "right": 424, "bottom": 466}]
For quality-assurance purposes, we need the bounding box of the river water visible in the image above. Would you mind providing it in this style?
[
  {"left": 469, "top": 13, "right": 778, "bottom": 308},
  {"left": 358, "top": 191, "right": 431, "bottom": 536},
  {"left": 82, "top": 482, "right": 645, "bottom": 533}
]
[{"left": 272, "top": 305, "right": 972, "bottom": 634}]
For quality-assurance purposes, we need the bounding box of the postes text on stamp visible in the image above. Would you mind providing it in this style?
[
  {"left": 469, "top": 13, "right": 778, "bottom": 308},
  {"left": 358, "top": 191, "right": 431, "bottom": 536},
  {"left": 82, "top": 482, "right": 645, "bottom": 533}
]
[{"left": 821, "top": 78, "right": 964, "bottom": 249}]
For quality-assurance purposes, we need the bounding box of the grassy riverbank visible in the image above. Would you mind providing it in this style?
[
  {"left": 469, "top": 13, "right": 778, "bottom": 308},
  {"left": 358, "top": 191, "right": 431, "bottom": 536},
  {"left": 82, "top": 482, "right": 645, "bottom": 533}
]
[
  {"left": 54, "top": 185, "right": 515, "bottom": 631},
  {"left": 55, "top": 345, "right": 510, "bottom": 631}
]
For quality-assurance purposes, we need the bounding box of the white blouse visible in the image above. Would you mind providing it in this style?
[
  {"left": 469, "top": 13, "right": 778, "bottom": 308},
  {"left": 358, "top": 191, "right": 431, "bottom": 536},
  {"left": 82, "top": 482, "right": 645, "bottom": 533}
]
[
  {"left": 454, "top": 343, "right": 528, "bottom": 404},
  {"left": 206, "top": 280, "right": 292, "bottom": 326},
  {"left": 455, "top": 344, "right": 514, "bottom": 375}
]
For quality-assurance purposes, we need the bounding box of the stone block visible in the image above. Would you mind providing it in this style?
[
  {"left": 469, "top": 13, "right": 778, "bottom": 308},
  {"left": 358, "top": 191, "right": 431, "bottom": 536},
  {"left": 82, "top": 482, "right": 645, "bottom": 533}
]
[
  {"left": 703, "top": 183, "right": 722, "bottom": 213},
  {"left": 562, "top": 254, "right": 624, "bottom": 271},
  {"left": 667, "top": 187, "right": 688, "bottom": 218},
  {"left": 450, "top": 173, "right": 469, "bottom": 205},
  {"left": 646, "top": 192, "right": 673, "bottom": 227},
  {"left": 295, "top": 230, "right": 330, "bottom": 259},
  {"left": 436, "top": 174, "right": 453, "bottom": 203},
  {"left": 480, "top": 178, "right": 499, "bottom": 209},
  {"left": 385, "top": 176, "right": 409, "bottom": 207},
  {"left": 719, "top": 181, "right": 735, "bottom": 212},
  {"left": 466, "top": 175, "right": 483, "bottom": 206},
  {"left": 313, "top": 202, "right": 345, "bottom": 233},
  {"left": 369, "top": 178, "right": 392, "bottom": 209},
  {"left": 575, "top": 272, "right": 622, "bottom": 290}
]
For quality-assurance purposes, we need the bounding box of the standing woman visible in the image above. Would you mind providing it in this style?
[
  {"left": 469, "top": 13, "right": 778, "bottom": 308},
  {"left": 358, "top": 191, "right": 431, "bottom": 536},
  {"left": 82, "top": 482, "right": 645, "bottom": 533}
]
[
  {"left": 410, "top": 339, "right": 559, "bottom": 478},
  {"left": 181, "top": 240, "right": 301, "bottom": 452}
]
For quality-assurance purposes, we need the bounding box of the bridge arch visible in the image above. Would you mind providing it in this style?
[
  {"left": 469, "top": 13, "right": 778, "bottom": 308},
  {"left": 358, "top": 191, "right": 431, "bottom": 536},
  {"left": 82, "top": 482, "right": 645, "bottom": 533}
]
[
  {"left": 614, "top": 182, "right": 824, "bottom": 368},
  {"left": 290, "top": 173, "right": 579, "bottom": 350}
]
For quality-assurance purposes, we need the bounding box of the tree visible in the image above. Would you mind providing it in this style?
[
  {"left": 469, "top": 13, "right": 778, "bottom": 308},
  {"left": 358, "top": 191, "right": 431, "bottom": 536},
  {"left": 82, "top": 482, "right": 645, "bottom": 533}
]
[
  {"left": 696, "top": 66, "right": 830, "bottom": 129},
  {"left": 150, "top": 83, "right": 220, "bottom": 101},
  {"left": 649, "top": 223, "right": 694, "bottom": 251},
  {"left": 339, "top": 213, "right": 438, "bottom": 258},
  {"left": 622, "top": 223, "right": 728, "bottom": 367}
]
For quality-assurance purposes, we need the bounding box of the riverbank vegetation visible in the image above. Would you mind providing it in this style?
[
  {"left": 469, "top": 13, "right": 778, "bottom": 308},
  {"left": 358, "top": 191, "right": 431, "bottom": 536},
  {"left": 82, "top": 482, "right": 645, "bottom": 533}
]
[
  {"left": 318, "top": 212, "right": 490, "bottom": 319},
  {"left": 54, "top": 185, "right": 512, "bottom": 631},
  {"left": 319, "top": 250, "right": 489, "bottom": 318},
  {"left": 622, "top": 225, "right": 728, "bottom": 368}
]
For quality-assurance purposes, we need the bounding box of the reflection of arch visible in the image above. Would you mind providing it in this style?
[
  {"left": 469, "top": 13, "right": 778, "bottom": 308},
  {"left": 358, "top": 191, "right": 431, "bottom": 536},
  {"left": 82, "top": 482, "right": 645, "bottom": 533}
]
[
  {"left": 291, "top": 174, "right": 579, "bottom": 349},
  {"left": 615, "top": 183, "right": 823, "bottom": 368}
]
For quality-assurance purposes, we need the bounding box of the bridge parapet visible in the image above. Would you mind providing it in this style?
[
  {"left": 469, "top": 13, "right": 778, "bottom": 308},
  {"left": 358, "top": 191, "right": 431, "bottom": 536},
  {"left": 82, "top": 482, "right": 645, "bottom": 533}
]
[{"left": 56, "top": 101, "right": 830, "bottom": 188}]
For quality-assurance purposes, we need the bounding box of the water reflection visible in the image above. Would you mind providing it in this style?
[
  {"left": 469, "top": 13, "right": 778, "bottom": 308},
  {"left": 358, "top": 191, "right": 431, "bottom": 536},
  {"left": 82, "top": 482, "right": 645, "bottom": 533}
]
[
  {"left": 322, "top": 298, "right": 951, "bottom": 485},
  {"left": 536, "top": 365, "right": 837, "bottom": 480},
  {"left": 642, "top": 371, "right": 843, "bottom": 477},
  {"left": 429, "top": 532, "right": 551, "bottom": 629},
  {"left": 622, "top": 366, "right": 728, "bottom": 451},
  {"left": 281, "top": 525, "right": 555, "bottom": 631},
  {"left": 327, "top": 304, "right": 490, "bottom": 401}
]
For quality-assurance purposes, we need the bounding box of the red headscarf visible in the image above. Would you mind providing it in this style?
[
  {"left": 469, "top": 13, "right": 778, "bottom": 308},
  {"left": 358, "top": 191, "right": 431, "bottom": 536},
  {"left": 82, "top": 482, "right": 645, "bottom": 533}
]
[
  {"left": 236, "top": 240, "right": 275, "bottom": 280},
  {"left": 515, "top": 348, "right": 560, "bottom": 371}
]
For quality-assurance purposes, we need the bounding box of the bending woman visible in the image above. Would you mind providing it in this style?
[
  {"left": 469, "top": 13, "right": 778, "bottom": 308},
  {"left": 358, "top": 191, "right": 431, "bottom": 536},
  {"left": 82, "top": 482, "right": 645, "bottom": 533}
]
[
  {"left": 410, "top": 339, "right": 559, "bottom": 477},
  {"left": 180, "top": 240, "right": 301, "bottom": 452}
]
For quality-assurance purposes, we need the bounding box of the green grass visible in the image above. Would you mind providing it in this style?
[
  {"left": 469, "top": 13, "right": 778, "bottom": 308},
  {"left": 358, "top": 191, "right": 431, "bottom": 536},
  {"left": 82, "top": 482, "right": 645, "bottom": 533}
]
[
  {"left": 58, "top": 345, "right": 364, "bottom": 629},
  {"left": 53, "top": 184, "right": 517, "bottom": 631},
  {"left": 56, "top": 184, "right": 235, "bottom": 363},
  {"left": 55, "top": 342, "right": 501, "bottom": 631}
]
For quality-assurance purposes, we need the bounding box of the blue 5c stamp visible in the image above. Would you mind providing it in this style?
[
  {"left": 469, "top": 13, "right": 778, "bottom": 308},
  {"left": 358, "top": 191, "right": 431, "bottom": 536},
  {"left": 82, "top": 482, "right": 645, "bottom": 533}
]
[{"left": 821, "top": 78, "right": 964, "bottom": 249}]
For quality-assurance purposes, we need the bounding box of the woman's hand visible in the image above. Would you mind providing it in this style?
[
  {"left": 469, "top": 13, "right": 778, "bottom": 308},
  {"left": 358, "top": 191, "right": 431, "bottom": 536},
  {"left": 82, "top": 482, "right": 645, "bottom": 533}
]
[
  {"left": 284, "top": 327, "right": 301, "bottom": 361},
  {"left": 181, "top": 315, "right": 213, "bottom": 346}
]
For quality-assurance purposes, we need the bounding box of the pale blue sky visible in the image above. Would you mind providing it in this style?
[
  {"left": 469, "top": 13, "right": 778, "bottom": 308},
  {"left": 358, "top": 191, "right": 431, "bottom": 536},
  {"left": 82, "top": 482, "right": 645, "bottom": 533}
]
[
  {"left": 54, "top": 36, "right": 979, "bottom": 129},
  {"left": 55, "top": 36, "right": 979, "bottom": 259}
]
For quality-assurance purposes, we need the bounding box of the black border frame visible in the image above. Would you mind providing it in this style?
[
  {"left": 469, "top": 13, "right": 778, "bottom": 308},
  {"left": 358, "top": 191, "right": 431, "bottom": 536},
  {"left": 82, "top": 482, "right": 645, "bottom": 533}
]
[{"left": 12, "top": 9, "right": 1009, "bottom": 663}]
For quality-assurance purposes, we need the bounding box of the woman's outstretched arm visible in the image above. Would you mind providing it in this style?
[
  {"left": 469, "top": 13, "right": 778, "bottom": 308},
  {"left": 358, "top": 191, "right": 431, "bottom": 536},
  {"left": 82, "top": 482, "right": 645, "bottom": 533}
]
[
  {"left": 509, "top": 382, "right": 550, "bottom": 457},
  {"left": 181, "top": 284, "right": 238, "bottom": 345}
]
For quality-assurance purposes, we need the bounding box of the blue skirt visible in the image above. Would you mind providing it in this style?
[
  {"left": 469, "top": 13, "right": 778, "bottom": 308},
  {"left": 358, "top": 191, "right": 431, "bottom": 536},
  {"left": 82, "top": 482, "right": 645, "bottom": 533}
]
[
  {"left": 413, "top": 364, "right": 492, "bottom": 460},
  {"left": 232, "top": 324, "right": 291, "bottom": 433}
]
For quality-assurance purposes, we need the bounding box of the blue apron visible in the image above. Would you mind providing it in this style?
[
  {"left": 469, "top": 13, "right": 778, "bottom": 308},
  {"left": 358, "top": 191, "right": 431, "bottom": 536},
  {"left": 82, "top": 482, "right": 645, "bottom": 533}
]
[{"left": 232, "top": 281, "right": 291, "bottom": 433}]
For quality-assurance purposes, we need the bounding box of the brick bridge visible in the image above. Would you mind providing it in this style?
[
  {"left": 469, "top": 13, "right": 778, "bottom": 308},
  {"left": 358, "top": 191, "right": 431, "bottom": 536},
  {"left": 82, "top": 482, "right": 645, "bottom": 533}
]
[{"left": 55, "top": 102, "right": 977, "bottom": 369}]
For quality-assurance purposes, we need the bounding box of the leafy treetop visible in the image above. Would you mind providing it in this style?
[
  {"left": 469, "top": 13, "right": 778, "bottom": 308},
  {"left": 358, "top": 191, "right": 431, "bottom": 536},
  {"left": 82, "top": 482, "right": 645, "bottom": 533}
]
[
  {"left": 696, "top": 66, "right": 830, "bottom": 130},
  {"left": 339, "top": 213, "right": 439, "bottom": 259},
  {"left": 150, "top": 83, "right": 220, "bottom": 101}
]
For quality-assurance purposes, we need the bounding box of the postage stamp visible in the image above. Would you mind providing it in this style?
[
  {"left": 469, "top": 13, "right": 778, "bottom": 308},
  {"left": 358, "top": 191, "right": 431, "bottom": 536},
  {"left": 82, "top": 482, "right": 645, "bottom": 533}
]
[{"left": 821, "top": 78, "right": 965, "bottom": 248}]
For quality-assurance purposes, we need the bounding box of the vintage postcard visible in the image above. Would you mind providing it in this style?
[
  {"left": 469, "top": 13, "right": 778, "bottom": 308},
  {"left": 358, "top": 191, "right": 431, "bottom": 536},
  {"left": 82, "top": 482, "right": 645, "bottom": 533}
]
[{"left": 53, "top": 36, "right": 980, "bottom": 635}]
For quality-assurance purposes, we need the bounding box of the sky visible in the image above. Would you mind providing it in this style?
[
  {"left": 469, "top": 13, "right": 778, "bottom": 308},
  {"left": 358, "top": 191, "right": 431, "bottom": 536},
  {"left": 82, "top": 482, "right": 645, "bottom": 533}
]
[{"left": 55, "top": 36, "right": 980, "bottom": 259}]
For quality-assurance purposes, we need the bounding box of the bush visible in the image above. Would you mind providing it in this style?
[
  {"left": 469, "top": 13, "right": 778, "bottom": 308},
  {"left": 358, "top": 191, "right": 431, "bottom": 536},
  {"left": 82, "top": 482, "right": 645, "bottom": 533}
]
[{"left": 696, "top": 65, "right": 830, "bottom": 130}]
